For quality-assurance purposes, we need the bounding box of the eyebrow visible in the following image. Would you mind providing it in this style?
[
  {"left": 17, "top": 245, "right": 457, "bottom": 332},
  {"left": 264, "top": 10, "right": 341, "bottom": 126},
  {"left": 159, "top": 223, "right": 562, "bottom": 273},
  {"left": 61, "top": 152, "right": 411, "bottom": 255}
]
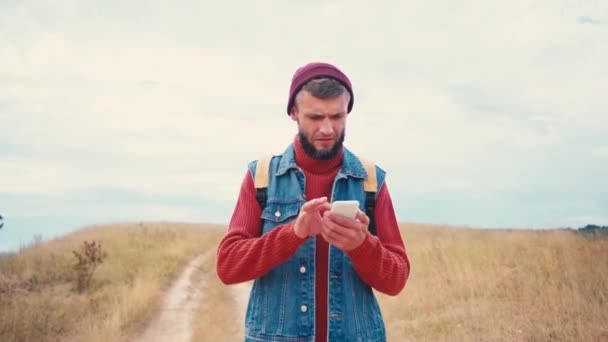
[{"left": 306, "top": 112, "right": 345, "bottom": 118}]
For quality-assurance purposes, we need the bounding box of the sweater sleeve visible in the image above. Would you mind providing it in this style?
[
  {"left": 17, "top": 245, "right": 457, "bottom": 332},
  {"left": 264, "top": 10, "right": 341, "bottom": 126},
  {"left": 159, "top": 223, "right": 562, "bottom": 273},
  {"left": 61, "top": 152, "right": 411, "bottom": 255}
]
[
  {"left": 216, "top": 170, "right": 307, "bottom": 284},
  {"left": 347, "top": 182, "right": 411, "bottom": 296}
]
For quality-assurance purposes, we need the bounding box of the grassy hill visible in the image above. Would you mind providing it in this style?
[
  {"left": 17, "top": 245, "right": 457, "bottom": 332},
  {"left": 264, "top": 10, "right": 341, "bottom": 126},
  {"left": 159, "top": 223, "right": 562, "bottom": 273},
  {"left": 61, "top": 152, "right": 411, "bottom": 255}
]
[
  {"left": 378, "top": 224, "right": 608, "bottom": 341},
  {"left": 1, "top": 222, "right": 607, "bottom": 341},
  {"left": 0, "top": 222, "right": 224, "bottom": 342}
]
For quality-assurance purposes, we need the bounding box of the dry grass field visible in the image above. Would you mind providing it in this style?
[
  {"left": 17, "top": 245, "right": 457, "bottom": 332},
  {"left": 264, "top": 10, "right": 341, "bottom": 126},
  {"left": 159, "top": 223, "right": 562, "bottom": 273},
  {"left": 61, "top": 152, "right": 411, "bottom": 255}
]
[
  {"left": 378, "top": 224, "right": 608, "bottom": 341},
  {"left": 1, "top": 222, "right": 607, "bottom": 341},
  {"left": 0, "top": 222, "right": 223, "bottom": 342}
]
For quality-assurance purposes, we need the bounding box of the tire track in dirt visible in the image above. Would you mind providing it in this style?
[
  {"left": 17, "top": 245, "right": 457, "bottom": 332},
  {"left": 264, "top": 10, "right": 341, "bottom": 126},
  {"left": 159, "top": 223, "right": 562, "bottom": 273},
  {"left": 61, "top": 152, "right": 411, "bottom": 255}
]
[{"left": 133, "top": 253, "right": 207, "bottom": 342}]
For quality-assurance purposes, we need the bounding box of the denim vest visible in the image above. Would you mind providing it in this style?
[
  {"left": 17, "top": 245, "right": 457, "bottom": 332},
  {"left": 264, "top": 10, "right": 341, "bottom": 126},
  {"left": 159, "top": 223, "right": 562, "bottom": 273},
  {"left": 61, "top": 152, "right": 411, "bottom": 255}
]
[{"left": 244, "top": 143, "right": 387, "bottom": 342}]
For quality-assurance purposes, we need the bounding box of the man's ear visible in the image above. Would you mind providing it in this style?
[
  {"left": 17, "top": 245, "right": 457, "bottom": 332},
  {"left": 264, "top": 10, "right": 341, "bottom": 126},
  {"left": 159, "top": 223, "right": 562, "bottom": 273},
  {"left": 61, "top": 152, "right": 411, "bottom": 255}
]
[{"left": 289, "top": 108, "right": 298, "bottom": 121}]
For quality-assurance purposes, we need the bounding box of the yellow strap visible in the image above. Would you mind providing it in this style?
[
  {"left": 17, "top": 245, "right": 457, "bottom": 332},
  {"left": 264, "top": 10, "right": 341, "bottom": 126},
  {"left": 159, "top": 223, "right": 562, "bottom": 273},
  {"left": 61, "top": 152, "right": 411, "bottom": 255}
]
[
  {"left": 255, "top": 155, "right": 375, "bottom": 191},
  {"left": 254, "top": 156, "right": 272, "bottom": 189},
  {"left": 360, "top": 158, "right": 377, "bottom": 192}
]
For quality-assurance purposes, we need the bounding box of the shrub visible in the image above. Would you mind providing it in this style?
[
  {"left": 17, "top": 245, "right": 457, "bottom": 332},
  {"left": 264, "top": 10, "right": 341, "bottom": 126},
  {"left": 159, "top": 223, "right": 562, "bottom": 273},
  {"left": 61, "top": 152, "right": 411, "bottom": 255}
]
[{"left": 72, "top": 240, "right": 105, "bottom": 292}]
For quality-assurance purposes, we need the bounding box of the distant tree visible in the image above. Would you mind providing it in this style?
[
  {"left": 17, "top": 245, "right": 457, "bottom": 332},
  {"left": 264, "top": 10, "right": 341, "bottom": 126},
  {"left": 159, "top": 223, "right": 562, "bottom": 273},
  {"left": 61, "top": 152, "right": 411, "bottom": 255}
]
[
  {"left": 578, "top": 224, "right": 608, "bottom": 231},
  {"left": 577, "top": 224, "right": 608, "bottom": 238}
]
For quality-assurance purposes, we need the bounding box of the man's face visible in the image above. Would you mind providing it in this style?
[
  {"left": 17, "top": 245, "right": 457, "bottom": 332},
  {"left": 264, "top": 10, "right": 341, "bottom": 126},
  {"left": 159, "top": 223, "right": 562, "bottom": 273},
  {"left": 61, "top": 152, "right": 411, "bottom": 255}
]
[{"left": 290, "top": 90, "right": 348, "bottom": 160}]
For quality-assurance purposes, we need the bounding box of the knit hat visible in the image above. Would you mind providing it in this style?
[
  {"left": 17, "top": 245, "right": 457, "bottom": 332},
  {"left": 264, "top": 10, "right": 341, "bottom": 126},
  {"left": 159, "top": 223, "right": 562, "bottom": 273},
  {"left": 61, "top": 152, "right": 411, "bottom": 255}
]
[{"left": 286, "top": 62, "right": 354, "bottom": 115}]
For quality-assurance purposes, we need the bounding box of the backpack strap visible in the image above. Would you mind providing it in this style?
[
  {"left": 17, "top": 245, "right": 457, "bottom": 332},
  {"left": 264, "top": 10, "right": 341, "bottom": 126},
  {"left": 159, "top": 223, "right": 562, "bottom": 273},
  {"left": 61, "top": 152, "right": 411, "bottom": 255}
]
[
  {"left": 360, "top": 158, "right": 378, "bottom": 236},
  {"left": 254, "top": 156, "right": 272, "bottom": 209}
]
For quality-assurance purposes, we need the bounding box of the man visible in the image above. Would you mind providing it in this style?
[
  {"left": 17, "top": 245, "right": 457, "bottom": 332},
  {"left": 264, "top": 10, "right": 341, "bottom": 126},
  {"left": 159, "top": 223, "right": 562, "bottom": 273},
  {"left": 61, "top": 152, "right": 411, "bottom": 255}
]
[{"left": 216, "top": 62, "right": 410, "bottom": 342}]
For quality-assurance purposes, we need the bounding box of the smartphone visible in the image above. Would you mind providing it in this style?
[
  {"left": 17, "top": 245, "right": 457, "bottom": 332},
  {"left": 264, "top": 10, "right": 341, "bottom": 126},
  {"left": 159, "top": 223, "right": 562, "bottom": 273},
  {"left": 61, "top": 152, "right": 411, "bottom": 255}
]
[{"left": 330, "top": 200, "right": 360, "bottom": 219}]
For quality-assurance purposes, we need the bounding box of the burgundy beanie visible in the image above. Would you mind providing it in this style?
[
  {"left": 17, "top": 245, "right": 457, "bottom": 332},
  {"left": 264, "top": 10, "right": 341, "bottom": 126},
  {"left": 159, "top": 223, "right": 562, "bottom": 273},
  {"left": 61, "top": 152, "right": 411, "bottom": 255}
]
[{"left": 286, "top": 62, "right": 354, "bottom": 115}]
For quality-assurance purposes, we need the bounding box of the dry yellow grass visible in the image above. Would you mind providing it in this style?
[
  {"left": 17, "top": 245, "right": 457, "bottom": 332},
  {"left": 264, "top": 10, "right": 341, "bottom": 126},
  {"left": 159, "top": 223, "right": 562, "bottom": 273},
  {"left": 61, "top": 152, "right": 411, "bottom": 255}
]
[
  {"left": 0, "top": 222, "right": 223, "bottom": 342},
  {"left": 378, "top": 223, "right": 608, "bottom": 341},
  {"left": 2, "top": 222, "right": 607, "bottom": 341}
]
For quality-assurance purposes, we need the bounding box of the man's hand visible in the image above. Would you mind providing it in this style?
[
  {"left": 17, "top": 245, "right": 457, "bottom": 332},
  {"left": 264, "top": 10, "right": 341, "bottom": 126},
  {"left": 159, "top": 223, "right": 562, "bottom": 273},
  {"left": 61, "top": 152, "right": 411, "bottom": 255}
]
[
  {"left": 293, "top": 197, "right": 332, "bottom": 239},
  {"left": 321, "top": 209, "right": 370, "bottom": 251}
]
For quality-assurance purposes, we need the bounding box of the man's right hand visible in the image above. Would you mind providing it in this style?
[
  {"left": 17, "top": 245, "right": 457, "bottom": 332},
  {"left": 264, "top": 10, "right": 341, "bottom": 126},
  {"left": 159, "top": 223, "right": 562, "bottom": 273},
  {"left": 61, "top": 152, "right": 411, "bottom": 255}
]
[{"left": 293, "top": 197, "right": 332, "bottom": 239}]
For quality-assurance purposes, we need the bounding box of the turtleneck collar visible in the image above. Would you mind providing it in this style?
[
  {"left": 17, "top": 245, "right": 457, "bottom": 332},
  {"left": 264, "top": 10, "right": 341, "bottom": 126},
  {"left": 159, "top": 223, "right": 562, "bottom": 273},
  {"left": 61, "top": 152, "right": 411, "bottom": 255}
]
[{"left": 293, "top": 134, "right": 343, "bottom": 174}]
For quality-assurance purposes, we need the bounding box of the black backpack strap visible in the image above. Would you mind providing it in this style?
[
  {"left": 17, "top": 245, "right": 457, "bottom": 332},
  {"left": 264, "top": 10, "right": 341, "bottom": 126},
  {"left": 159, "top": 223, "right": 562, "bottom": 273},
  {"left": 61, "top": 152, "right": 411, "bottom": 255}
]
[
  {"left": 254, "top": 156, "right": 272, "bottom": 209},
  {"left": 360, "top": 158, "right": 378, "bottom": 236},
  {"left": 256, "top": 188, "right": 267, "bottom": 211},
  {"left": 365, "top": 191, "right": 376, "bottom": 236}
]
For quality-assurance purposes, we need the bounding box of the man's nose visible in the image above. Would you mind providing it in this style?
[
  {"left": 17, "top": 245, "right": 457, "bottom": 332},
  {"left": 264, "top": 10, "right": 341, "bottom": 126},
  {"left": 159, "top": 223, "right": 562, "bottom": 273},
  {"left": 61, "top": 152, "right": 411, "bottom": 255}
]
[{"left": 319, "top": 119, "right": 333, "bottom": 135}]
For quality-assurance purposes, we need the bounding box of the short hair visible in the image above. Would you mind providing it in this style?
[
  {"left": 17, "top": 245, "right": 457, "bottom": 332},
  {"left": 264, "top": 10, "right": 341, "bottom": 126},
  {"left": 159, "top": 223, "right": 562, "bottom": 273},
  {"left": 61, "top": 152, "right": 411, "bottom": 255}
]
[{"left": 300, "top": 77, "right": 350, "bottom": 100}]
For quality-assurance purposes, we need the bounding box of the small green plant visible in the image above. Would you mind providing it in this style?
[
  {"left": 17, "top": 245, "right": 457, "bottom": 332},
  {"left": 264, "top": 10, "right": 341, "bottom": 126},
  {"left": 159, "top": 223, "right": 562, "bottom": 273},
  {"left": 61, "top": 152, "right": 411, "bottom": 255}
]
[{"left": 72, "top": 240, "right": 105, "bottom": 292}]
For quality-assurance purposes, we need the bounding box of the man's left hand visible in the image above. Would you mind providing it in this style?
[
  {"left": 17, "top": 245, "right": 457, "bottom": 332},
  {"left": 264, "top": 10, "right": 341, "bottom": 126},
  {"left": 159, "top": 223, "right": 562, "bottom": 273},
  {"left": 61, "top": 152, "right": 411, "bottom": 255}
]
[{"left": 321, "top": 209, "right": 370, "bottom": 251}]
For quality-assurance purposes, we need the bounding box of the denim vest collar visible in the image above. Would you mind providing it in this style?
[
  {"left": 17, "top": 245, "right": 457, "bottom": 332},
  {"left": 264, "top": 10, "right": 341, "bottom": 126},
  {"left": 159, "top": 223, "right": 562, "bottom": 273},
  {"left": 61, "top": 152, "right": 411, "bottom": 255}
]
[{"left": 275, "top": 143, "right": 369, "bottom": 180}]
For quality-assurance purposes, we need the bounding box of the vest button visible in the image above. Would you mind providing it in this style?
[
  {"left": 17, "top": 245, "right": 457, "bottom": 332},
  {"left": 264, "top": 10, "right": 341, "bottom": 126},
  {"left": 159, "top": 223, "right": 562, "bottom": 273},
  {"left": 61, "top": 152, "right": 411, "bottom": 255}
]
[
  {"left": 274, "top": 210, "right": 281, "bottom": 217},
  {"left": 299, "top": 266, "right": 306, "bottom": 273},
  {"left": 300, "top": 305, "right": 308, "bottom": 313}
]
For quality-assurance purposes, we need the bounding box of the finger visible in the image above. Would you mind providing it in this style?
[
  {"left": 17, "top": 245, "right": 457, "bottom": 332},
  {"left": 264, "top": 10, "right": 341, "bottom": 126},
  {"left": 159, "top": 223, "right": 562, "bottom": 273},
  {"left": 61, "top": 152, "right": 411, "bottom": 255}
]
[
  {"left": 321, "top": 225, "right": 356, "bottom": 251},
  {"left": 326, "top": 211, "right": 358, "bottom": 229},
  {"left": 355, "top": 210, "right": 370, "bottom": 227},
  {"left": 321, "top": 226, "right": 347, "bottom": 248},
  {"left": 323, "top": 212, "right": 357, "bottom": 235},
  {"left": 320, "top": 229, "right": 335, "bottom": 244},
  {"left": 322, "top": 216, "right": 356, "bottom": 240},
  {"left": 300, "top": 197, "right": 328, "bottom": 213}
]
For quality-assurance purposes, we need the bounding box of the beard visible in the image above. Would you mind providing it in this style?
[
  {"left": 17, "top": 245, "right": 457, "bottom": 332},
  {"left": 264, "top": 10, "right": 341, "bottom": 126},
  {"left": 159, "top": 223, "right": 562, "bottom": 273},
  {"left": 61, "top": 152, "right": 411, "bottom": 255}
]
[{"left": 298, "top": 129, "right": 345, "bottom": 160}]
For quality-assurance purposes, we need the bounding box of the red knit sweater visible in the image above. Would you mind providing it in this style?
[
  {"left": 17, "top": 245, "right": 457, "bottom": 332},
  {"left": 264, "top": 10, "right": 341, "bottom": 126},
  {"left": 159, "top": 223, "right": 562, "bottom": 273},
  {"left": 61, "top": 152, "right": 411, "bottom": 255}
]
[{"left": 217, "top": 137, "right": 410, "bottom": 342}]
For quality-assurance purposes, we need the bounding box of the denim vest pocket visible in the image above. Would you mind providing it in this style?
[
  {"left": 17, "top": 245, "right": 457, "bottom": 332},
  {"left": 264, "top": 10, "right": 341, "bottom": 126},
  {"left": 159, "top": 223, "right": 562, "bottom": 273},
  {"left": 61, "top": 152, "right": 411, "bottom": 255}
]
[{"left": 260, "top": 200, "right": 302, "bottom": 233}]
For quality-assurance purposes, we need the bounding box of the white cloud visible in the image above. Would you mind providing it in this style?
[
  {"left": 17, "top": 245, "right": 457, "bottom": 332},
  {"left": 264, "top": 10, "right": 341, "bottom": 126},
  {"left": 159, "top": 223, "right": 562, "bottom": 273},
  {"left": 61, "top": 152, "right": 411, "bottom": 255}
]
[
  {"left": 1, "top": 153, "right": 243, "bottom": 203},
  {"left": 0, "top": 157, "right": 81, "bottom": 195},
  {"left": 1, "top": 0, "right": 607, "bottom": 234},
  {"left": 591, "top": 145, "right": 608, "bottom": 159}
]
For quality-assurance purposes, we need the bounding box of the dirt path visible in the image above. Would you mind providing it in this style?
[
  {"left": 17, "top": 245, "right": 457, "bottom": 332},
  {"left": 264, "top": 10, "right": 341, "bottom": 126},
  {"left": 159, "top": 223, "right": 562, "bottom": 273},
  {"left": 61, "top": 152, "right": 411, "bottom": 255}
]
[{"left": 133, "top": 253, "right": 207, "bottom": 342}]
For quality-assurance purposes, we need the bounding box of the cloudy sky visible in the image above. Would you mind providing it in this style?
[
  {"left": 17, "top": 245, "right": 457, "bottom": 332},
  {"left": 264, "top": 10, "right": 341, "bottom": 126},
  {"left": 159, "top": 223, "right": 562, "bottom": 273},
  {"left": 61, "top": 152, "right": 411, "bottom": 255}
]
[{"left": 1, "top": 0, "right": 607, "bottom": 251}]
